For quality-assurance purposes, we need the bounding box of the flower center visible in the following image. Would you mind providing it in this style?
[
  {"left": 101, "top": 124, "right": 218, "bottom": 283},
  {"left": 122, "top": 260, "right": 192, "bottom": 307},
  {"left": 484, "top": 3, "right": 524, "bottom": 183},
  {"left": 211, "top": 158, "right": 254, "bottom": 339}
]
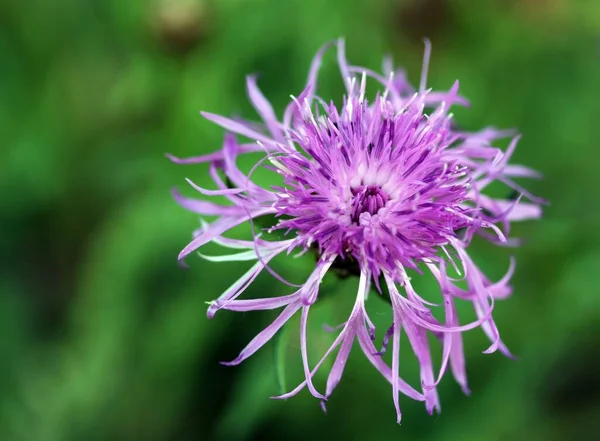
[{"left": 350, "top": 185, "right": 388, "bottom": 223}]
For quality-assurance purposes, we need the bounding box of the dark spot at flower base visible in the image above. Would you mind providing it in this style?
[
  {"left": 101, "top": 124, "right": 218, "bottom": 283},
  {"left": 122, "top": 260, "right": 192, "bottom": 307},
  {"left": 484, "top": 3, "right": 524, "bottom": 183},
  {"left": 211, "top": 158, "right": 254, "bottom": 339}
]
[
  {"left": 330, "top": 255, "right": 362, "bottom": 279},
  {"left": 311, "top": 243, "right": 361, "bottom": 279},
  {"left": 224, "top": 176, "right": 236, "bottom": 189},
  {"left": 507, "top": 189, "right": 521, "bottom": 201}
]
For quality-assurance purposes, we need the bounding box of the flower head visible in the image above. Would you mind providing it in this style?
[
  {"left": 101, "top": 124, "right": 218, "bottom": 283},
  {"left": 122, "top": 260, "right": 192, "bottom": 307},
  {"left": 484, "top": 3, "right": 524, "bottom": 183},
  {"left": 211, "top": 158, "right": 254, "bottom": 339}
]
[{"left": 170, "top": 40, "right": 543, "bottom": 422}]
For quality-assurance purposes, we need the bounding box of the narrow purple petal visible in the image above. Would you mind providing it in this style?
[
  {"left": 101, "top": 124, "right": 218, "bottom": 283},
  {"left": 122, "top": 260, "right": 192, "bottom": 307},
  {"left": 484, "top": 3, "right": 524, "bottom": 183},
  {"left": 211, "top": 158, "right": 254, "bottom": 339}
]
[
  {"left": 419, "top": 38, "right": 432, "bottom": 92},
  {"left": 299, "top": 257, "right": 335, "bottom": 305},
  {"left": 390, "top": 294, "right": 403, "bottom": 423},
  {"left": 179, "top": 216, "right": 248, "bottom": 261},
  {"left": 487, "top": 257, "right": 516, "bottom": 300},
  {"left": 185, "top": 177, "right": 245, "bottom": 196},
  {"left": 503, "top": 164, "right": 542, "bottom": 179},
  {"left": 201, "top": 111, "right": 279, "bottom": 146},
  {"left": 172, "top": 188, "right": 246, "bottom": 216},
  {"left": 273, "top": 273, "right": 369, "bottom": 401},
  {"left": 336, "top": 39, "right": 351, "bottom": 91},
  {"left": 246, "top": 75, "right": 286, "bottom": 143},
  {"left": 222, "top": 134, "right": 276, "bottom": 201},
  {"left": 356, "top": 322, "right": 425, "bottom": 402},
  {"left": 178, "top": 208, "right": 275, "bottom": 261},
  {"left": 211, "top": 293, "right": 298, "bottom": 312},
  {"left": 448, "top": 299, "right": 470, "bottom": 394},
  {"left": 299, "top": 305, "right": 326, "bottom": 400},
  {"left": 207, "top": 260, "right": 273, "bottom": 318},
  {"left": 272, "top": 327, "right": 347, "bottom": 400},
  {"left": 221, "top": 301, "right": 302, "bottom": 366},
  {"left": 389, "top": 275, "right": 440, "bottom": 414},
  {"left": 324, "top": 332, "right": 354, "bottom": 398},
  {"left": 166, "top": 143, "right": 263, "bottom": 164}
]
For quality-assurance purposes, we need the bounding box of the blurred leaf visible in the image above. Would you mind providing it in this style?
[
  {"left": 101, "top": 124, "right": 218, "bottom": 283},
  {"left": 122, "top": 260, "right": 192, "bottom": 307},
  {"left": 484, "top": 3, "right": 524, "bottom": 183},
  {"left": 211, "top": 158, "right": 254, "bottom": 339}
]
[{"left": 215, "top": 350, "right": 278, "bottom": 441}]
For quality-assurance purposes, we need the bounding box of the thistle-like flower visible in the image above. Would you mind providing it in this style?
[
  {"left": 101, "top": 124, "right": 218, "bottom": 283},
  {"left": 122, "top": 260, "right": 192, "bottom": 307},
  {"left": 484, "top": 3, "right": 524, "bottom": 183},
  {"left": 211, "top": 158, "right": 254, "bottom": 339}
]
[{"left": 169, "top": 40, "right": 542, "bottom": 422}]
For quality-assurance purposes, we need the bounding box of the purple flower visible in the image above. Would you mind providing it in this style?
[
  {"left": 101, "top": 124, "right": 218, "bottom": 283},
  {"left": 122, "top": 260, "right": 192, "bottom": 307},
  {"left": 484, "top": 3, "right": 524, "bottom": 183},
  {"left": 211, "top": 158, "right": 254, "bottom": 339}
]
[{"left": 169, "top": 40, "right": 543, "bottom": 422}]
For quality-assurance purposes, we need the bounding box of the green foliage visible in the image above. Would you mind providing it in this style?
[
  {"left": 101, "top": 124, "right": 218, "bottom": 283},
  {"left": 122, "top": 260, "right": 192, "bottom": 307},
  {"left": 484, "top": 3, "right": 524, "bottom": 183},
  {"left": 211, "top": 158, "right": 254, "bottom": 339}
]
[{"left": 1, "top": 0, "right": 599, "bottom": 440}]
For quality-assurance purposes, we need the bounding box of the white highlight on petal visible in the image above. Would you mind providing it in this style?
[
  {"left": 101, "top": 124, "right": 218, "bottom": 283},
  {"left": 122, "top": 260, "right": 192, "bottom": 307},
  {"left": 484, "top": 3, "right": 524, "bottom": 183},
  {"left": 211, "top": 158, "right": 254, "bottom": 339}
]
[{"left": 197, "top": 250, "right": 259, "bottom": 262}]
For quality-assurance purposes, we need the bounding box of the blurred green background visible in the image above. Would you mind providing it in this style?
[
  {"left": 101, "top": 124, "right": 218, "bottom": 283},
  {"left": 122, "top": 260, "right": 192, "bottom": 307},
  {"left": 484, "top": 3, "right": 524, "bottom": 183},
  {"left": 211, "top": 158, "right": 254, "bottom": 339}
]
[{"left": 1, "top": 0, "right": 600, "bottom": 440}]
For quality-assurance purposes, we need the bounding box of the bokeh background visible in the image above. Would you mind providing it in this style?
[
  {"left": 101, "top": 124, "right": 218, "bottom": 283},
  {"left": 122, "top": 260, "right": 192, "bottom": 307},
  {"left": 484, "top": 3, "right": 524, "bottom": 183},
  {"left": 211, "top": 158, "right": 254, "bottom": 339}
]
[{"left": 2, "top": 0, "right": 600, "bottom": 440}]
